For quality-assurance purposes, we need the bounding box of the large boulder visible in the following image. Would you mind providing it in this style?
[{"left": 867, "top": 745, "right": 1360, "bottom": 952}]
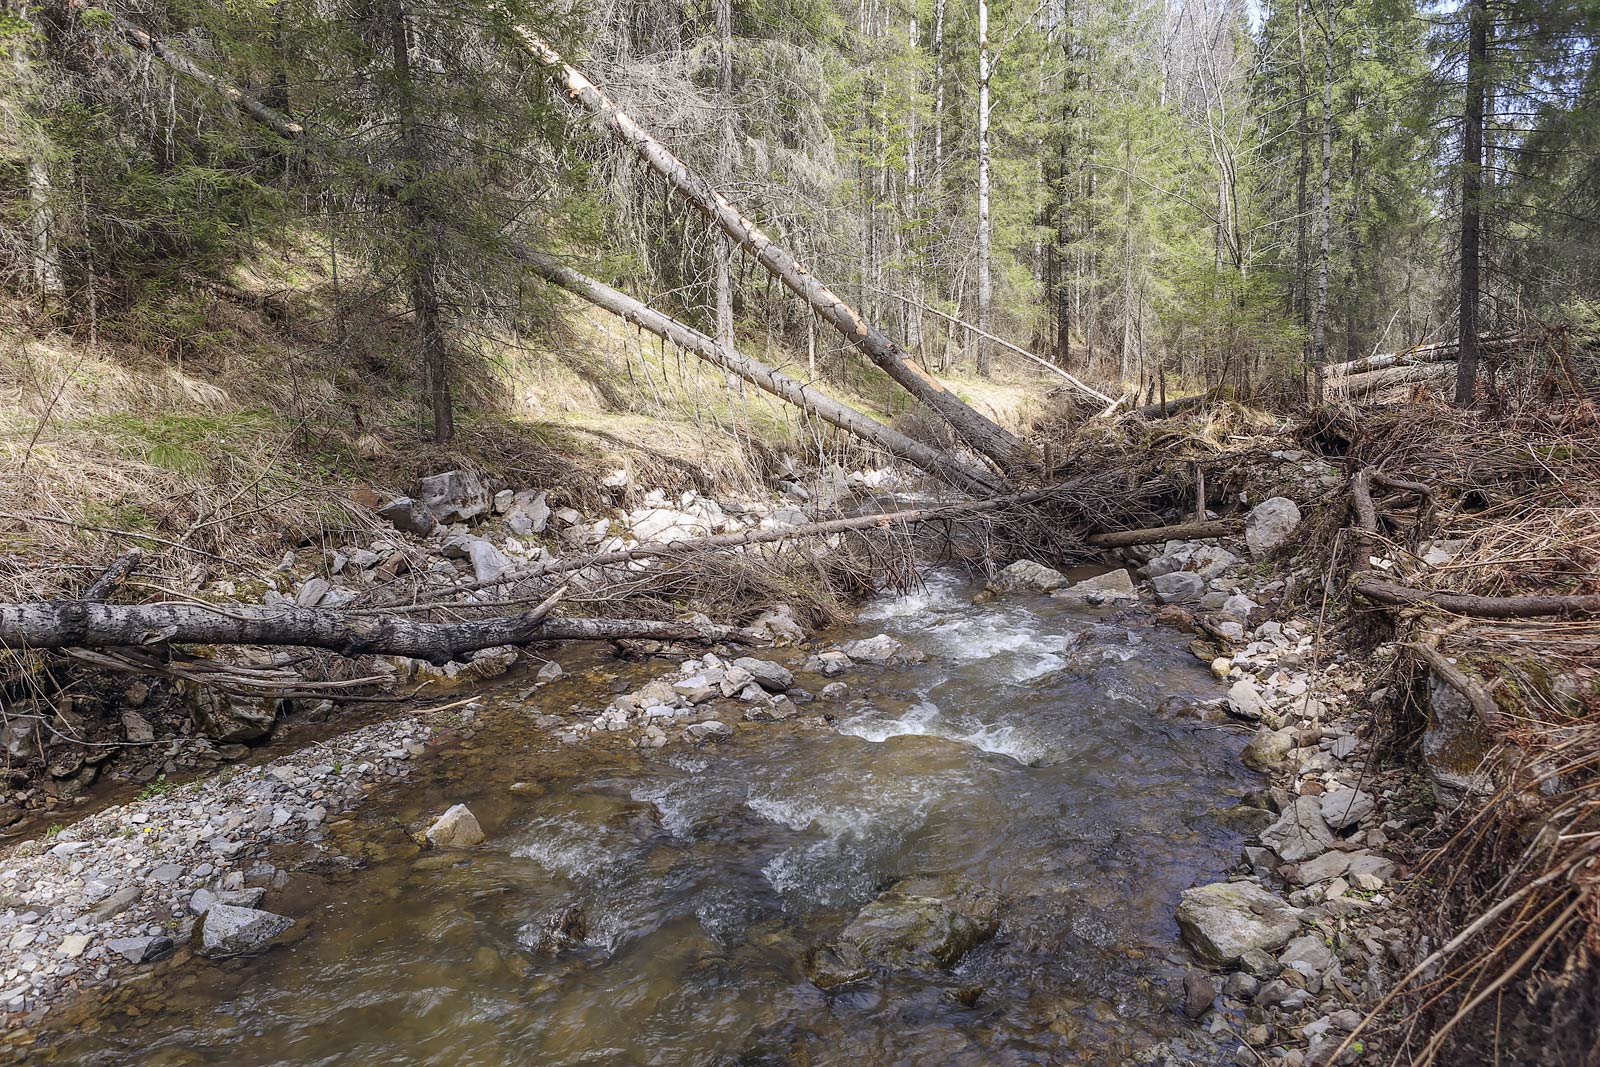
[
  {"left": 833, "top": 878, "right": 1000, "bottom": 971},
  {"left": 1260, "top": 795, "right": 1335, "bottom": 862},
  {"left": 988, "top": 560, "right": 1069, "bottom": 594},
  {"left": 1151, "top": 571, "right": 1206, "bottom": 604},
  {"left": 1226, "top": 679, "right": 1270, "bottom": 722},
  {"left": 195, "top": 904, "right": 294, "bottom": 959},
  {"left": 418, "top": 470, "right": 490, "bottom": 523},
  {"left": 1176, "top": 881, "right": 1303, "bottom": 965},
  {"left": 426, "top": 804, "right": 486, "bottom": 848},
  {"left": 838, "top": 634, "right": 909, "bottom": 665},
  {"left": 1245, "top": 497, "right": 1302, "bottom": 559},
  {"left": 377, "top": 496, "right": 438, "bottom": 537}
]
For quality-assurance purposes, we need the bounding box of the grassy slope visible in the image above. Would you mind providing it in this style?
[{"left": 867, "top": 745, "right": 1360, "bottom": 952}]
[{"left": 0, "top": 248, "right": 1048, "bottom": 599}]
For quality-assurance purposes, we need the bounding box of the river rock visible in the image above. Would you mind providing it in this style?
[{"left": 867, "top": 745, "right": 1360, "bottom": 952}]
[
  {"left": 629, "top": 507, "right": 711, "bottom": 543},
  {"left": 89, "top": 886, "right": 143, "bottom": 922},
  {"left": 377, "top": 496, "right": 438, "bottom": 537},
  {"left": 1053, "top": 569, "right": 1137, "bottom": 603},
  {"left": 1278, "top": 933, "right": 1333, "bottom": 978},
  {"left": 1151, "top": 571, "right": 1206, "bottom": 604},
  {"left": 507, "top": 490, "right": 551, "bottom": 536},
  {"left": 751, "top": 604, "right": 807, "bottom": 645},
  {"left": 518, "top": 901, "right": 588, "bottom": 955},
  {"left": 732, "top": 657, "right": 794, "bottom": 692},
  {"left": 186, "top": 687, "right": 279, "bottom": 743},
  {"left": 1245, "top": 497, "right": 1302, "bottom": 558},
  {"left": 835, "top": 877, "right": 1000, "bottom": 970},
  {"left": 1261, "top": 795, "right": 1336, "bottom": 862},
  {"left": 1421, "top": 671, "right": 1496, "bottom": 804},
  {"left": 121, "top": 710, "right": 156, "bottom": 744},
  {"left": 1242, "top": 725, "right": 1295, "bottom": 771},
  {"left": 685, "top": 720, "right": 732, "bottom": 742},
  {"left": 1176, "top": 881, "right": 1304, "bottom": 964},
  {"left": 838, "top": 635, "right": 906, "bottom": 665},
  {"left": 419, "top": 470, "right": 489, "bottom": 523},
  {"left": 1226, "top": 679, "right": 1269, "bottom": 722},
  {"left": 1318, "top": 787, "right": 1375, "bottom": 830},
  {"left": 804, "top": 941, "right": 872, "bottom": 990},
  {"left": 989, "top": 560, "right": 1068, "bottom": 594},
  {"left": 426, "top": 804, "right": 486, "bottom": 848},
  {"left": 190, "top": 886, "right": 268, "bottom": 915},
  {"left": 196, "top": 903, "right": 293, "bottom": 958},
  {"left": 673, "top": 674, "right": 721, "bottom": 704},
  {"left": 1183, "top": 969, "right": 1218, "bottom": 1019}
]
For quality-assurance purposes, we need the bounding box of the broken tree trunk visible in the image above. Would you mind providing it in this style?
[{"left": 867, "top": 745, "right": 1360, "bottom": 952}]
[
  {"left": 67, "top": 4, "right": 995, "bottom": 497},
  {"left": 514, "top": 28, "right": 1033, "bottom": 477},
  {"left": 869, "top": 286, "right": 1115, "bottom": 405},
  {"left": 0, "top": 600, "right": 745, "bottom": 662},
  {"left": 519, "top": 252, "right": 1001, "bottom": 495},
  {"left": 1134, "top": 391, "right": 1213, "bottom": 419}
]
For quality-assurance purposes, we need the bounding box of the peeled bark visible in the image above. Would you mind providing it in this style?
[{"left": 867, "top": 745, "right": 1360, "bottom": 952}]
[
  {"left": 1085, "top": 519, "right": 1239, "bottom": 549},
  {"left": 514, "top": 29, "right": 1033, "bottom": 476},
  {"left": 0, "top": 600, "right": 742, "bottom": 661}
]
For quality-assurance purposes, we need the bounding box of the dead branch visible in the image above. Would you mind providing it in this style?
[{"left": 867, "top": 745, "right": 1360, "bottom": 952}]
[
  {"left": 1351, "top": 578, "right": 1600, "bottom": 619},
  {"left": 82, "top": 549, "right": 143, "bottom": 601},
  {"left": 1402, "top": 639, "right": 1502, "bottom": 729}
]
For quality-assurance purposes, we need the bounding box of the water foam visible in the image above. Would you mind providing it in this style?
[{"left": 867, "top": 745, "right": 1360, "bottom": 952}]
[{"left": 837, "top": 701, "right": 1049, "bottom": 764}]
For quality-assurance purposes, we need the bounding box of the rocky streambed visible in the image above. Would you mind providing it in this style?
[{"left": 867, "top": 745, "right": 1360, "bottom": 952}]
[{"left": 2, "top": 479, "right": 1428, "bottom": 1067}]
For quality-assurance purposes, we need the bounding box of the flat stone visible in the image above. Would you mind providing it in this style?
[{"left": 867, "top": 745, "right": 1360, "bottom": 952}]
[
  {"left": 839, "top": 635, "right": 905, "bottom": 665},
  {"left": 1227, "top": 680, "right": 1269, "bottom": 721},
  {"left": 57, "top": 934, "right": 92, "bottom": 959},
  {"left": 1054, "top": 568, "right": 1137, "bottom": 602},
  {"left": 1151, "top": 571, "right": 1206, "bottom": 604},
  {"left": 89, "top": 886, "right": 142, "bottom": 922},
  {"left": 732, "top": 657, "right": 794, "bottom": 692},
  {"left": 1261, "top": 796, "right": 1336, "bottom": 862},
  {"left": 1294, "top": 851, "right": 1353, "bottom": 884},
  {"left": 1318, "top": 788, "right": 1375, "bottom": 830},
  {"left": 1176, "top": 881, "right": 1304, "bottom": 965},
  {"left": 1278, "top": 933, "right": 1333, "bottom": 977},
  {"left": 685, "top": 720, "right": 732, "bottom": 742},
  {"left": 105, "top": 934, "right": 176, "bottom": 965},
  {"left": 195, "top": 904, "right": 292, "bottom": 959},
  {"left": 426, "top": 804, "right": 486, "bottom": 848}
]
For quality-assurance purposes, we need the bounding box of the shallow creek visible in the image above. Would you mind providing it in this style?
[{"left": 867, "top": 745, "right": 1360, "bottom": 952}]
[{"left": 53, "top": 571, "right": 1259, "bottom": 1066}]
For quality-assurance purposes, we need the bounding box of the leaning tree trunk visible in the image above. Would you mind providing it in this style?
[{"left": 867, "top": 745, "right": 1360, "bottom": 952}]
[
  {"left": 975, "top": 0, "right": 994, "bottom": 378},
  {"left": 518, "top": 250, "right": 1001, "bottom": 494},
  {"left": 513, "top": 28, "right": 1033, "bottom": 477}
]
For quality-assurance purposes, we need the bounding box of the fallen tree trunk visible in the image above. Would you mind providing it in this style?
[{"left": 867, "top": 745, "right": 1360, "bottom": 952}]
[
  {"left": 867, "top": 286, "right": 1115, "bottom": 406},
  {"left": 67, "top": 4, "right": 994, "bottom": 497},
  {"left": 1327, "top": 362, "right": 1453, "bottom": 400},
  {"left": 1134, "top": 391, "right": 1213, "bottom": 419},
  {"left": 1085, "top": 518, "right": 1239, "bottom": 549},
  {"left": 1318, "top": 334, "right": 1521, "bottom": 382},
  {"left": 1351, "top": 578, "right": 1600, "bottom": 620},
  {"left": 0, "top": 599, "right": 744, "bottom": 661},
  {"left": 520, "top": 253, "right": 1001, "bottom": 495},
  {"left": 515, "top": 28, "right": 1034, "bottom": 476}
]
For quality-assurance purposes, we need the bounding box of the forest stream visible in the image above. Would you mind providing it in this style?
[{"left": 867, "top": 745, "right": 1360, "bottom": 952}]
[{"left": 46, "top": 571, "right": 1260, "bottom": 1067}]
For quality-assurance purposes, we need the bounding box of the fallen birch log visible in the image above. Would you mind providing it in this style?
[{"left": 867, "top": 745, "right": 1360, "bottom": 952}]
[
  {"left": 515, "top": 27, "right": 1034, "bottom": 476},
  {"left": 0, "top": 597, "right": 746, "bottom": 662},
  {"left": 1085, "top": 519, "right": 1239, "bottom": 549},
  {"left": 1318, "top": 335, "right": 1521, "bottom": 382}
]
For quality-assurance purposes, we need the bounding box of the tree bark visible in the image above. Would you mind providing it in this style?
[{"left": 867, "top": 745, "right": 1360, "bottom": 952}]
[
  {"left": 0, "top": 600, "right": 745, "bottom": 661},
  {"left": 1351, "top": 578, "right": 1600, "bottom": 620},
  {"left": 1456, "top": 0, "right": 1488, "bottom": 406},
  {"left": 1318, "top": 334, "right": 1519, "bottom": 381},
  {"left": 514, "top": 29, "right": 1033, "bottom": 476},
  {"left": 386, "top": 0, "right": 453, "bottom": 443},
  {"left": 976, "top": 0, "right": 994, "bottom": 378},
  {"left": 713, "top": 0, "right": 736, "bottom": 358}
]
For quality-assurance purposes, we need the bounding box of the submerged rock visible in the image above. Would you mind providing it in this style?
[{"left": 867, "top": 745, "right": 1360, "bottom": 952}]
[
  {"left": 989, "top": 559, "right": 1068, "bottom": 594},
  {"left": 834, "top": 877, "right": 1000, "bottom": 971},
  {"left": 196, "top": 903, "right": 293, "bottom": 958},
  {"left": 518, "top": 901, "right": 589, "bottom": 955},
  {"left": 426, "top": 804, "right": 486, "bottom": 848},
  {"left": 804, "top": 941, "right": 872, "bottom": 990},
  {"left": 838, "top": 634, "right": 911, "bottom": 665},
  {"left": 1176, "top": 881, "right": 1303, "bottom": 965}
]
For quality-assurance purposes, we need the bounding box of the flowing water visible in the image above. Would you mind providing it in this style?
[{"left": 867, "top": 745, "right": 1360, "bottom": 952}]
[{"left": 52, "top": 571, "right": 1259, "bottom": 1066}]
